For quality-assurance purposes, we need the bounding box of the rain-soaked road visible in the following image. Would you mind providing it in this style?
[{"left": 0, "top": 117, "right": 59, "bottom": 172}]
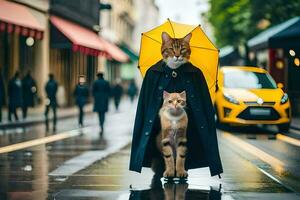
[{"left": 0, "top": 101, "right": 300, "bottom": 200}]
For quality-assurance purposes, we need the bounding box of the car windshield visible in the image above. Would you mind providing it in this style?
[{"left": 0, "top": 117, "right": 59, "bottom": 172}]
[{"left": 223, "top": 69, "right": 277, "bottom": 89}]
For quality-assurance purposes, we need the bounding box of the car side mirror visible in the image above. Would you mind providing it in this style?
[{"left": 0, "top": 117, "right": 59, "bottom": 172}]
[{"left": 277, "top": 83, "right": 284, "bottom": 89}]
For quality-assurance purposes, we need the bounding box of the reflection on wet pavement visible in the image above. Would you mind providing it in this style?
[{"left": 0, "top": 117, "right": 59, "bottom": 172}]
[
  {"left": 129, "top": 184, "right": 222, "bottom": 200},
  {"left": 48, "top": 135, "right": 297, "bottom": 200},
  {"left": 1, "top": 111, "right": 300, "bottom": 199}
]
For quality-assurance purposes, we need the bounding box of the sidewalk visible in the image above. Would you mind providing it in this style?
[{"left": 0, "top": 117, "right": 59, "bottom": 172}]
[
  {"left": 49, "top": 130, "right": 300, "bottom": 200},
  {"left": 0, "top": 98, "right": 138, "bottom": 200},
  {"left": 47, "top": 98, "right": 137, "bottom": 181},
  {"left": 0, "top": 104, "right": 93, "bottom": 129}
]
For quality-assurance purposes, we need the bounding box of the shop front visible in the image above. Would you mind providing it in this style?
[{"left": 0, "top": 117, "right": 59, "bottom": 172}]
[
  {"left": 49, "top": 16, "right": 106, "bottom": 106},
  {"left": 0, "top": 0, "right": 46, "bottom": 102},
  {"left": 248, "top": 17, "right": 300, "bottom": 115}
]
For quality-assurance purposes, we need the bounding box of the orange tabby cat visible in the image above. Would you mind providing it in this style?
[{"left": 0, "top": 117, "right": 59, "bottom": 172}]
[{"left": 156, "top": 91, "right": 188, "bottom": 178}]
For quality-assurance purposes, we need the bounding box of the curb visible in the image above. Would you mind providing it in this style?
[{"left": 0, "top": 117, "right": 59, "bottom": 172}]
[
  {"left": 290, "top": 125, "right": 300, "bottom": 131},
  {"left": 0, "top": 110, "right": 92, "bottom": 129}
]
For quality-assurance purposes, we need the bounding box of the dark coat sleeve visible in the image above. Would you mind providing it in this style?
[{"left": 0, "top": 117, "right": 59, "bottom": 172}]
[
  {"left": 195, "top": 68, "right": 216, "bottom": 133},
  {"left": 194, "top": 68, "right": 223, "bottom": 174},
  {"left": 129, "top": 70, "right": 152, "bottom": 171}
]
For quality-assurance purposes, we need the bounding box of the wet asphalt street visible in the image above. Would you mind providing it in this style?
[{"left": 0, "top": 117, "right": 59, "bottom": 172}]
[{"left": 0, "top": 100, "right": 300, "bottom": 200}]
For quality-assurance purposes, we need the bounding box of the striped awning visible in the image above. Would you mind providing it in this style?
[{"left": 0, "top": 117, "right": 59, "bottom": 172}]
[
  {"left": 50, "top": 15, "right": 129, "bottom": 61},
  {"left": 50, "top": 15, "right": 107, "bottom": 57},
  {"left": 0, "top": 0, "right": 44, "bottom": 39}
]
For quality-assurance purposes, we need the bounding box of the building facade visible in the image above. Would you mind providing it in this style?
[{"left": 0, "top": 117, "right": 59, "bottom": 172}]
[
  {"left": 248, "top": 17, "right": 300, "bottom": 116},
  {"left": 0, "top": 0, "right": 49, "bottom": 104},
  {"left": 49, "top": 0, "right": 100, "bottom": 105},
  {"left": 99, "top": 0, "right": 135, "bottom": 83},
  {"left": 0, "top": 0, "right": 130, "bottom": 107}
]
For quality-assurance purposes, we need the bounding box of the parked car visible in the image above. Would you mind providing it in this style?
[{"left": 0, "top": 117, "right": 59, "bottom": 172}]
[{"left": 215, "top": 66, "right": 291, "bottom": 132}]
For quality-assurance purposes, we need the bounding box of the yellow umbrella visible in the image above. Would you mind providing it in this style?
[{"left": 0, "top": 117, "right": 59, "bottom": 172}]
[{"left": 138, "top": 19, "right": 219, "bottom": 101}]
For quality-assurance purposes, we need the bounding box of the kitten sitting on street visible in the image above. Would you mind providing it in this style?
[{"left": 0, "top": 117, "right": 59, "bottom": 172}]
[{"left": 155, "top": 91, "right": 188, "bottom": 178}]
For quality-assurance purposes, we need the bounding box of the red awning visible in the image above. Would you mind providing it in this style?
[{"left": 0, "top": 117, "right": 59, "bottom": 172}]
[
  {"left": 100, "top": 37, "right": 129, "bottom": 63},
  {"left": 50, "top": 16, "right": 129, "bottom": 61},
  {"left": 50, "top": 15, "right": 107, "bottom": 57},
  {"left": 0, "top": 0, "right": 44, "bottom": 39}
]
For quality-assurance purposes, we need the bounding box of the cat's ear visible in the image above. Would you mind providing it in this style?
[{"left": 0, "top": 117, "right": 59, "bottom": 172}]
[
  {"left": 179, "top": 91, "right": 186, "bottom": 99},
  {"left": 183, "top": 33, "right": 192, "bottom": 43},
  {"left": 163, "top": 90, "right": 170, "bottom": 99},
  {"left": 162, "top": 32, "right": 171, "bottom": 43}
]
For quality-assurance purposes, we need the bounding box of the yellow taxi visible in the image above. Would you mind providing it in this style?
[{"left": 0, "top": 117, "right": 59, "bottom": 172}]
[{"left": 215, "top": 66, "right": 291, "bottom": 132}]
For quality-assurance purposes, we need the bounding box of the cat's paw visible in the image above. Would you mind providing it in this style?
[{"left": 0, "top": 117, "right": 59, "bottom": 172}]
[
  {"left": 163, "top": 169, "right": 175, "bottom": 178},
  {"left": 176, "top": 169, "right": 188, "bottom": 178}
]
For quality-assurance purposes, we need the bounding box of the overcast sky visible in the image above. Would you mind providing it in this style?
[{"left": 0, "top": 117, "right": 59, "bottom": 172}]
[{"left": 155, "top": 0, "right": 209, "bottom": 25}]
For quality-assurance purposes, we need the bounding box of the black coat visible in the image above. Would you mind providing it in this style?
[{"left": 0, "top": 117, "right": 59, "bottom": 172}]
[
  {"left": 0, "top": 75, "right": 5, "bottom": 106},
  {"left": 129, "top": 60, "right": 223, "bottom": 177},
  {"left": 74, "top": 84, "right": 89, "bottom": 107},
  {"left": 128, "top": 82, "right": 137, "bottom": 97},
  {"left": 92, "top": 78, "right": 110, "bottom": 112},
  {"left": 22, "top": 75, "right": 37, "bottom": 107},
  {"left": 8, "top": 78, "right": 23, "bottom": 108},
  {"left": 112, "top": 84, "right": 123, "bottom": 100},
  {"left": 45, "top": 79, "right": 58, "bottom": 106}
]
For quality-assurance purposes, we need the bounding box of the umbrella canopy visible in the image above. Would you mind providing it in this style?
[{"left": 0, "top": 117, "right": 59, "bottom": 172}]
[{"left": 138, "top": 19, "right": 219, "bottom": 100}]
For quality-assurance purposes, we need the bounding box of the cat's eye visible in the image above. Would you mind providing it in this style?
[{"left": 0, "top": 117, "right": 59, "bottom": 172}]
[
  {"left": 180, "top": 48, "right": 186, "bottom": 53},
  {"left": 168, "top": 100, "right": 173, "bottom": 103},
  {"left": 177, "top": 100, "right": 182, "bottom": 103}
]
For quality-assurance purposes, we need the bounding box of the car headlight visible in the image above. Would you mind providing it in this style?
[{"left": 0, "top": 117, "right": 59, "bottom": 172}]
[
  {"left": 280, "top": 93, "right": 289, "bottom": 104},
  {"left": 223, "top": 93, "right": 239, "bottom": 105}
]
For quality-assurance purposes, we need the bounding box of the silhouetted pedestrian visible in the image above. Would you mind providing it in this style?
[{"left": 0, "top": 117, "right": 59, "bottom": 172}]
[
  {"left": 22, "top": 70, "right": 37, "bottom": 119},
  {"left": 111, "top": 79, "right": 123, "bottom": 111},
  {"left": 0, "top": 71, "right": 5, "bottom": 123},
  {"left": 74, "top": 75, "right": 89, "bottom": 127},
  {"left": 92, "top": 72, "right": 110, "bottom": 137},
  {"left": 127, "top": 80, "right": 137, "bottom": 103},
  {"left": 8, "top": 72, "right": 22, "bottom": 122},
  {"left": 45, "top": 74, "right": 58, "bottom": 132}
]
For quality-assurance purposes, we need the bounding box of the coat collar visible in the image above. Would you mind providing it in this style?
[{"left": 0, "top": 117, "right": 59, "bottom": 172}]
[{"left": 149, "top": 60, "right": 198, "bottom": 73}]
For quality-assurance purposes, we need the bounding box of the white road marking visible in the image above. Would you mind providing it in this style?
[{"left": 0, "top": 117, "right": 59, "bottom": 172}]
[
  {"left": 277, "top": 133, "right": 300, "bottom": 147},
  {"left": 0, "top": 127, "right": 94, "bottom": 154}
]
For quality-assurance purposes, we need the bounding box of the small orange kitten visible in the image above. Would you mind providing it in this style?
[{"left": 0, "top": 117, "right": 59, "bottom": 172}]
[{"left": 156, "top": 91, "right": 188, "bottom": 178}]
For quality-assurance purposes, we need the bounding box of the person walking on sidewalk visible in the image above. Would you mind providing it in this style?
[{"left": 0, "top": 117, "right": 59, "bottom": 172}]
[
  {"left": 92, "top": 72, "right": 110, "bottom": 137},
  {"left": 45, "top": 74, "right": 58, "bottom": 132},
  {"left": 127, "top": 80, "right": 137, "bottom": 103},
  {"left": 8, "top": 71, "right": 23, "bottom": 122},
  {"left": 74, "top": 75, "right": 89, "bottom": 128},
  {"left": 22, "top": 70, "right": 37, "bottom": 119},
  {"left": 111, "top": 79, "right": 123, "bottom": 111},
  {"left": 0, "top": 71, "right": 5, "bottom": 123}
]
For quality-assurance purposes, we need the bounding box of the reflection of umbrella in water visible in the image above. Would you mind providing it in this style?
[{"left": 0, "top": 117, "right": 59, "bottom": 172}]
[{"left": 138, "top": 19, "right": 219, "bottom": 100}]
